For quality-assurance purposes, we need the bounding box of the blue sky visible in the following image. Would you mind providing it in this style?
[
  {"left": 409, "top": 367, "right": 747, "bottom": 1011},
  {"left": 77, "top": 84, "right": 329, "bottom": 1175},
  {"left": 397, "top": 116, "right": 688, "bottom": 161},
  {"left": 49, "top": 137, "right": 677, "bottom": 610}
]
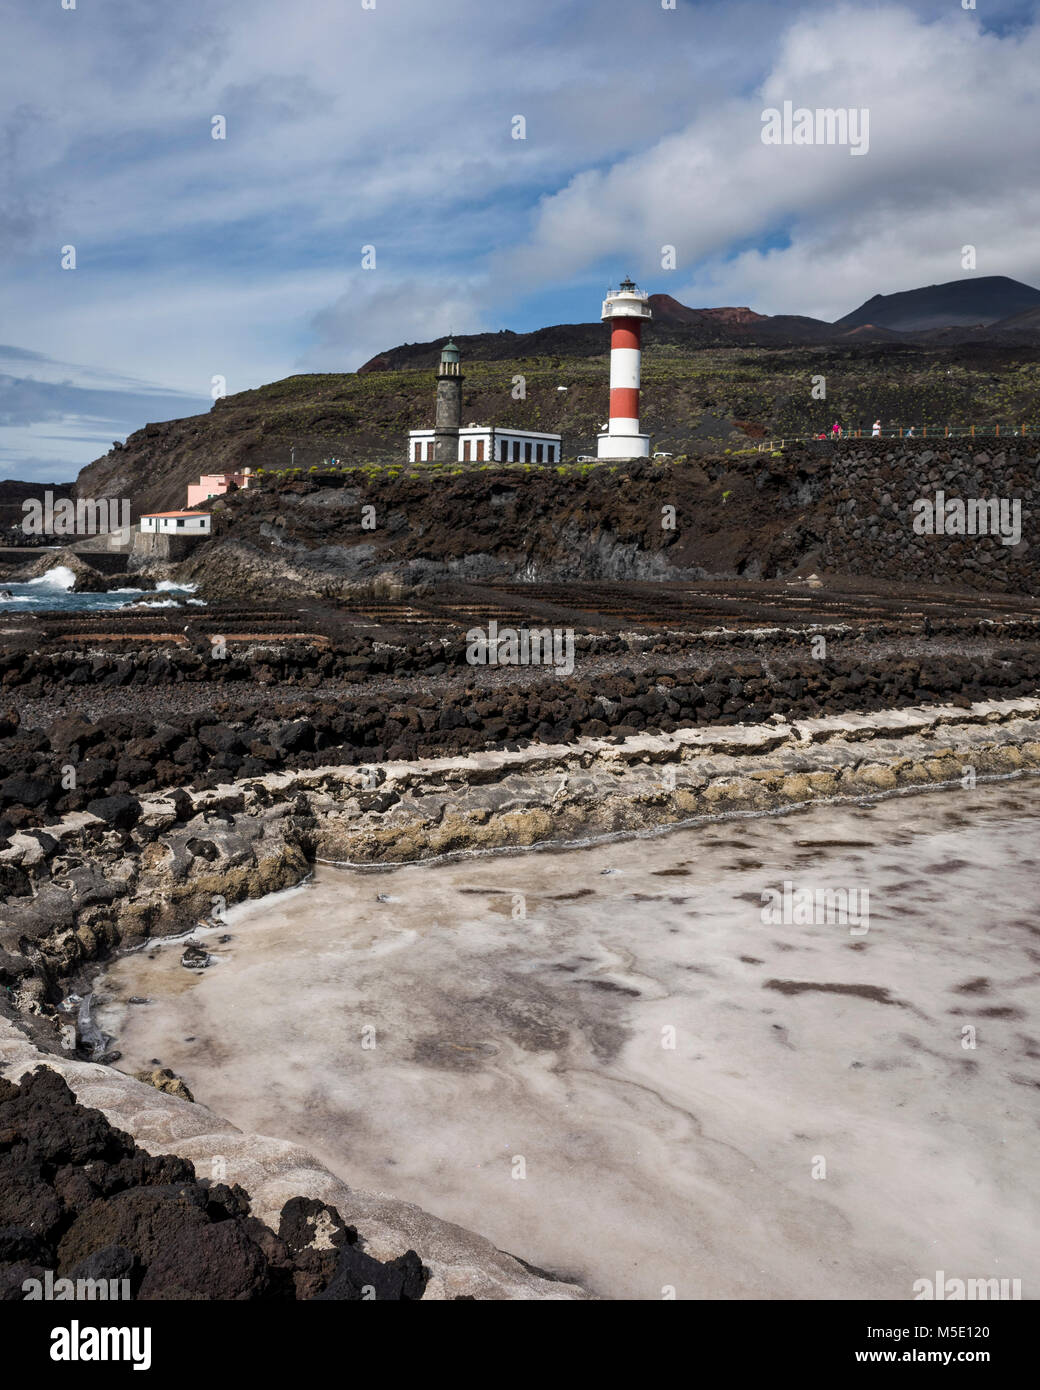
[{"left": 3, "top": 0, "right": 1039, "bottom": 480}]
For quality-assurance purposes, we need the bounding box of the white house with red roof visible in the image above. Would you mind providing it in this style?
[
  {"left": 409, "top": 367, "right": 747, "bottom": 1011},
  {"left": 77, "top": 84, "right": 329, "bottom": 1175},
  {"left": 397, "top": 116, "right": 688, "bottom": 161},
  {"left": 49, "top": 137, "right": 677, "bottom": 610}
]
[{"left": 139, "top": 510, "right": 212, "bottom": 535}]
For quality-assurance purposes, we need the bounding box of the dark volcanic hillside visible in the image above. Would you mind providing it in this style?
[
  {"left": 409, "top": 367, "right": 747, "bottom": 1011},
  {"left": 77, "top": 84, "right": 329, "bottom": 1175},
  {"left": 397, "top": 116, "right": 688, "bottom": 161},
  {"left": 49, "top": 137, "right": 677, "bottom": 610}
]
[
  {"left": 0, "top": 478, "right": 74, "bottom": 532},
  {"left": 73, "top": 341, "right": 1040, "bottom": 520},
  {"left": 171, "top": 439, "right": 1039, "bottom": 600},
  {"left": 992, "top": 304, "right": 1040, "bottom": 335},
  {"left": 358, "top": 295, "right": 838, "bottom": 373},
  {"left": 361, "top": 282, "right": 1040, "bottom": 373},
  {"left": 838, "top": 276, "right": 1040, "bottom": 332}
]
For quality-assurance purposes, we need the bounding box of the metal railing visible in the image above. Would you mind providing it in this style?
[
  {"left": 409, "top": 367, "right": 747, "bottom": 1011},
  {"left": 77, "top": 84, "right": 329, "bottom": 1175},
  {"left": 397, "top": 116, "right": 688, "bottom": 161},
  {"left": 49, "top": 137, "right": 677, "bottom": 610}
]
[{"left": 757, "top": 425, "right": 1034, "bottom": 451}]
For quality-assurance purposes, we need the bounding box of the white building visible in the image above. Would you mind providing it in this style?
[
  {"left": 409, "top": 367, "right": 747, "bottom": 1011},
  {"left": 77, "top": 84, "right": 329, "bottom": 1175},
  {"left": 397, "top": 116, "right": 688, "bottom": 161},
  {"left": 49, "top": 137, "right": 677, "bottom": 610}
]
[
  {"left": 139, "top": 510, "right": 212, "bottom": 535},
  {"left": 407, "top": 340, "right": 563, "bottom": 464},
  {"left": 407, "top": 425, "right": 562, "bottom": 464}
]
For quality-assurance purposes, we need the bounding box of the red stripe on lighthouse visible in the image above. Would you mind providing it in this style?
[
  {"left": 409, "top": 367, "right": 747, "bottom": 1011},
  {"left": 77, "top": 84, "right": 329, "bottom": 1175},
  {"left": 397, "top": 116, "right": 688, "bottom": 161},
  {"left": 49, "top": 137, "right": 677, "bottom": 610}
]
[
  {"left": 610, "top": 320, "right": 642, "bottom": 351},
  {"left": 610, "top": 387, "right": 640, "bottom": 418}
]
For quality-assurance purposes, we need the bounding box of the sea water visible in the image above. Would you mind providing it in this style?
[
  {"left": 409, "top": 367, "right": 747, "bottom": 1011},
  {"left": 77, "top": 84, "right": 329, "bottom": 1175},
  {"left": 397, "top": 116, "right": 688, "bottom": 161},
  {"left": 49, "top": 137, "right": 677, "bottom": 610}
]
[{"left": 0, "top": 567, "right": 203, "bottom": 611}]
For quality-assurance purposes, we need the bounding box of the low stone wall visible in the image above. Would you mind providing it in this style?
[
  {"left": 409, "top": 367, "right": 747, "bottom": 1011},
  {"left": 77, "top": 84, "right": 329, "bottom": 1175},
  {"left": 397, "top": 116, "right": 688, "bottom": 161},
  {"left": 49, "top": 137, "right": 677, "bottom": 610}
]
[
  {"left": 5, "top": 639, "right": 1040, "bottom": 829},
  {"left": 305, "top": 698, "right": 1040, "bottom": 863},
  {"left": 67, "top": 549, "right": 130, "bottom": 574},
  {"left": 4, "top": 697, "right": 1040, "bottom": 1006},
  {"left": 129, "top": 530, "right": 204, "bottom": 568},
  {"left": 804, "top": 443, "right": 1036, "bottom": 590}
]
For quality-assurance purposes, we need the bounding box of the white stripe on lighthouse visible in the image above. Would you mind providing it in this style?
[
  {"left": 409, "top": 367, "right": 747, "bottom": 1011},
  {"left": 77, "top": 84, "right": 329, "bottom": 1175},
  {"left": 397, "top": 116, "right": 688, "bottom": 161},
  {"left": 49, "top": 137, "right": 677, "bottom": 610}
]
[{"left": 609, "top": 346, "right": 641, "bottom": 392}]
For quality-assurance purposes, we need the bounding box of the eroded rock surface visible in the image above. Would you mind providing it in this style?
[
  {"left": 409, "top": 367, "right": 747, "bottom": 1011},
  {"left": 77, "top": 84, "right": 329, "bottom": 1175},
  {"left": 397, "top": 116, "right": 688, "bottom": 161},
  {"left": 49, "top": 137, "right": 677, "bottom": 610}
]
[
  {"left": 0, "top": 1066, "right": 426, "bottom": 1301},
  {"left": 0, "top": 1042, "right": 589, "bottom": 1300}
]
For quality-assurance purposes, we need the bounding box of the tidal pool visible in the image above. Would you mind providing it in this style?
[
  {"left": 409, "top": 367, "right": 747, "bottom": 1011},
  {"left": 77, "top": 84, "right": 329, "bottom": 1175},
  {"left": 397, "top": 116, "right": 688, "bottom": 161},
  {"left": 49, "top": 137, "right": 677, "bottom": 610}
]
[{"left": 97, "top": 780, "right": 1040, "bottom": 1299}]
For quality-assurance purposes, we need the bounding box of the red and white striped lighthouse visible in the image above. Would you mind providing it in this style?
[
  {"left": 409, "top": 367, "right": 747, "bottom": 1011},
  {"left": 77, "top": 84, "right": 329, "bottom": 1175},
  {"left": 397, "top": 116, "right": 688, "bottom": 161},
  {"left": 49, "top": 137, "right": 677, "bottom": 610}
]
[{"left": 597, "top": 277, "right": 652, "bottom": 459}]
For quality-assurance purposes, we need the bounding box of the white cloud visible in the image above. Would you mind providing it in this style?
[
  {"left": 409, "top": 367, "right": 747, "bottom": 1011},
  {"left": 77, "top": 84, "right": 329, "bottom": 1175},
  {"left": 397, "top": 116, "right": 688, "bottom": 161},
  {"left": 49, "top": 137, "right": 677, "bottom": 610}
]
[
  {"left": 2, "top": 0, "right": 1038, "bottom": 478},
  {"left": 497, "top": 5, "right": 1040, "bottom": 317},
  {"left": 306, "top": 278, "right": 493, "bottom": 371}
]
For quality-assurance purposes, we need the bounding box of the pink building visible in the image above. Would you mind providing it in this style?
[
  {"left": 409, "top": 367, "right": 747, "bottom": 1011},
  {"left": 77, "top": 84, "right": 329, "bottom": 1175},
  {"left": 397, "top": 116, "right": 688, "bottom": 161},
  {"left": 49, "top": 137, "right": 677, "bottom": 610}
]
[{"left": 186, "top": 470, "right": 252, "bottom": 508}]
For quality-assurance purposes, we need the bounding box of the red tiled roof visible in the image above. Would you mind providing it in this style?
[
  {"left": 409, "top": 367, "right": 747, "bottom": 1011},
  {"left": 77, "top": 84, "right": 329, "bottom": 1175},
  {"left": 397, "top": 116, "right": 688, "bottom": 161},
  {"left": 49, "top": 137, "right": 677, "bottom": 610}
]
[{"left": 141, "top": 510, "right": 210, "bottom": 518}]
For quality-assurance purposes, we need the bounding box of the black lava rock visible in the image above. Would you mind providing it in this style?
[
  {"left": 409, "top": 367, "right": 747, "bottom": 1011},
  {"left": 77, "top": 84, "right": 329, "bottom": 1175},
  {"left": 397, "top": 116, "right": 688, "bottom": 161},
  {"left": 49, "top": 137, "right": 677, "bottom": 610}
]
[
  {"left": 0, "top": 1069, "right": 428, "bottom": 1301},
  {"left": 85, "top": 794, "right": 141, "bottom": 830}
]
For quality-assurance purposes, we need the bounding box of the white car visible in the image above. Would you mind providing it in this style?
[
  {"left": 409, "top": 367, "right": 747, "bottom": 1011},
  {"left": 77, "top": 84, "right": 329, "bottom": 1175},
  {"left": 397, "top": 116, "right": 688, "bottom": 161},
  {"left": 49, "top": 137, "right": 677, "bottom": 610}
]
[
  {"left": 577, "top": 455, "right": 595, "bottom": 463},
  {"left": 653, "top": 451, "right": 673, "bottom": 459}
]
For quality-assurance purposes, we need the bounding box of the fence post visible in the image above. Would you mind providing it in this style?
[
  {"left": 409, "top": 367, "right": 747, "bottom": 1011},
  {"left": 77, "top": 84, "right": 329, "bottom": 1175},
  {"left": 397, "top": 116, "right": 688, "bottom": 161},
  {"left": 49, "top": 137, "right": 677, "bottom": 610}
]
[
  {"left": 970, "top": 425, "right": 975, "bottom": 438},
  {"left": 945, "top": 426, "right": 949, "bottom": 437},
  {"left": 923, "top": 425, "right": 927, "bottom": 438},
  {"left": 995, "top": 423, "right": 1000, "bottom": 438}
]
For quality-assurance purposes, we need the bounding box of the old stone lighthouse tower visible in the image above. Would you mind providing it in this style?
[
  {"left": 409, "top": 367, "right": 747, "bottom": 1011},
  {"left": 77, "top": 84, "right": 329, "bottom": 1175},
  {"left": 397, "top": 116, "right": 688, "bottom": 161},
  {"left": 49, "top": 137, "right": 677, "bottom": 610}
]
[
  {"left": 434, "top": 338, "right": 463, "bottom": 461},
  {"left": 406, "top": 338, "right": 562, "bottom": 463}
]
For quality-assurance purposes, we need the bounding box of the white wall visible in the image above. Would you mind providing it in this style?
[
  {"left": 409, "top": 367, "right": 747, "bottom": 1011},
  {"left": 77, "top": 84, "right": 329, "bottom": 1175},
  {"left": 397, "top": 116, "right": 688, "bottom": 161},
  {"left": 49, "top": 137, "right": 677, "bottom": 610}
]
[
  {"left": 141, "top": 516, "right": 211, "bottom": 534},
  {"left": 408, "top": 428, "right": 561, "bottom": 463}
]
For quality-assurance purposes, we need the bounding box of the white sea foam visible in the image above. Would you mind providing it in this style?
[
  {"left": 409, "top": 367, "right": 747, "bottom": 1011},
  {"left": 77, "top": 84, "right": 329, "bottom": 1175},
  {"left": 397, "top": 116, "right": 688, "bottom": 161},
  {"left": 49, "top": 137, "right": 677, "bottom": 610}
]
[{"left": 26, "top": 565, "right": 77, "bottom": 590}]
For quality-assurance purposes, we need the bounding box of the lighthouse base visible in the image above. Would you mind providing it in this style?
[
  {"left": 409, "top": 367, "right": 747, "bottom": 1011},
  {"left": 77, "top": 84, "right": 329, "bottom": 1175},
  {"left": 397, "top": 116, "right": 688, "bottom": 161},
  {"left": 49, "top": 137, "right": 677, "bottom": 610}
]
[{"left": 596, "top": 431, "right": 650, "bottom": 460}]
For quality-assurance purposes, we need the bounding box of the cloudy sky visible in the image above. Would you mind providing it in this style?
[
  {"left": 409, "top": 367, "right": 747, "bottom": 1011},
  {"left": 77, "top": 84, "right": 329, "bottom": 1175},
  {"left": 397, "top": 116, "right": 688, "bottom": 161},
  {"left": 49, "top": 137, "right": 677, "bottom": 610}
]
[{"left": 3, "top": 0, "right": 1038, "bottom": 480}]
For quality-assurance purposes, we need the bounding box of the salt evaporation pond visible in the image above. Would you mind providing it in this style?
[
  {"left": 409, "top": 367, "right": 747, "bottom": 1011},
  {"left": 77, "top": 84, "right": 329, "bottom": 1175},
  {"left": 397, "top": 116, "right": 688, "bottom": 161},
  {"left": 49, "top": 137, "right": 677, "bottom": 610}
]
[{"left": 97, "top": 780, "right": 1040, "bottom": 1300}]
